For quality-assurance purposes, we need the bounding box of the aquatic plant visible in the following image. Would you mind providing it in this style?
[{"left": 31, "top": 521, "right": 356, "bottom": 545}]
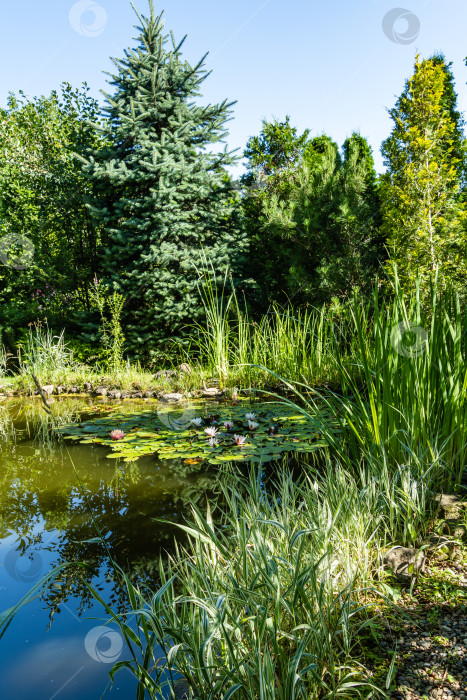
[
  {"left": 57, "top": 402, "right": 333, "bottom": 465},
  {"left": 192, "top": 265, "right": 358, "bottom": 390},
  {"left": 232, "top": 434, "right": 248, "bottom": 446}
]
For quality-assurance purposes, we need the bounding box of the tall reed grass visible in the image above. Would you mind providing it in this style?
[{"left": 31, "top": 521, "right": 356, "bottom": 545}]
[
  {"left": 0, "top": 346, "right": 9, "bottom": 378},
  {"left": 18, "top": 325, "right": 77, "bottom": 383},
  {"left": 196, "top": 267, "right": 467, "bottom": 492},
  {"left": 193, "top": 273, "right": 360, "bottom": 389},
  {"left": 77, "top": 456, "right": 443, "bottom": 698},
  {"left": 272, "top": 274, "right": 467, "bottom": 496}
]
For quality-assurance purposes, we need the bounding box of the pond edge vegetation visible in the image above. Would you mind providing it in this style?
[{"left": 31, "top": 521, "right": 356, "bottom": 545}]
[{"left": 2, "top": 272, "right": 467, "bottom": 698}]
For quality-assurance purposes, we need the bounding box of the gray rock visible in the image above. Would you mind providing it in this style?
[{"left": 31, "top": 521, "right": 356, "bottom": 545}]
[
  {"left": 56, "top": 385, "right": 65, "bottom": 395},
  {"left": 160, "top": 393, "right": 183, "bottom": 402},
  {"left": 435, "top": 493, "right": 467, "bottom": 519},
  {"left": 108, "top": 389, "right": 122, "bottom": 400},
  {"left": 178, "top": 362, "right": 192, "bottom": 375},
  {"left": 41, "top": 385, "right": 54, "bottom": 397},
  {"left": 67, "top": 386, "right": 79, "bottom": 394},
  {"left": 155, "top": 369, "right": 176, "bottom": 379},
  {"left": 83, "top": 382, "right": 93, "bottom": 393},
  {"left": 94, "top": 386, "right": 108, "bottom": 397},
  {"left": 201, "top": 387, "right": 220, "bottom": 398},
  {"left": 384, "top": 546, "right": 426, "bottom": 579},
  {"left": 143, "top": 390, "right": 155, "bottom": 398},
  {"left": 442, "top": 520, "right": 467, "bottom": 541}
]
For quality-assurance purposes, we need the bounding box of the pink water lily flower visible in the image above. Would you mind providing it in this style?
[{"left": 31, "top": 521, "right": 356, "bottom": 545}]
[
  {"left": 248, "top": 421, "right": 259, "bottom": 431},
  {"left": 245, "top": 412, "right": 256, "bottom": 421},
  {"left": 208, "top": 437, "right": 219, "bottom": 447},
  {"left": 233, "top": 434, "right": 247, "bottom": 446},
  {"left": 224, "top": 421, "right": 234, "bottom": 430},
  {"left": 110, "top": 429, "right": 125, "bottom": 440},
  {"left": 204, "top": 427, "right": 218, "bottom": 437}
]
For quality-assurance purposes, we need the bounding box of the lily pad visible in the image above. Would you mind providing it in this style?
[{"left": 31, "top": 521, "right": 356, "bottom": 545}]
[{"left": 57, "top": 401, "right": 338, "bottom": 465}]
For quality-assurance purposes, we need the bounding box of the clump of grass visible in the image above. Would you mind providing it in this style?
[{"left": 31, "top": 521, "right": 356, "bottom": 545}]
[
  {"left": 0, "top": 346, "right": 10, "bottom": 378},
  {"left": 83, "top": 466, "right": 389, "bottom": 699},
  {"left": 18, "top": 325, "right": 77, "bottom": 383},
  {"left": 82, "top": 455, "right": 442, "bottom": 696},
  {"left": 256, "top": 272, "right": 466, "bottom": 544},
  {"left": 6, "top": 326, "right": 204, "bottom": 394},
  {"left": 193, "top": 266, "right": 361, "bottom": 391}
]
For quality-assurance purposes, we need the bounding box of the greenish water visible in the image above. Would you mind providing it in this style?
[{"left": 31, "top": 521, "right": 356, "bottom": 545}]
[{"left": 0, "top": 397, "right": 216, "bottom": 700}]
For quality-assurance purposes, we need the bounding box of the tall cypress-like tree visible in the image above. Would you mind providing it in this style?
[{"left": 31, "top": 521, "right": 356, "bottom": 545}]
[
  {"left": 82, "top": 1, "right": 246, "bottom": 361},
  {"left": 381, "top": 55, "right": 467, "bottom": 294},
  {"left": 241, "top": 117, "right": 312, "bottom": 309}
]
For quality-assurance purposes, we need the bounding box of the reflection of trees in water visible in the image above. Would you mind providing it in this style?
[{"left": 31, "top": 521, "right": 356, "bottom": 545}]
[
  {"left": 0, "top": 401, "right": 223, "bottom": 621},
  {"left": 42, "top": 463, "right": 223, "bottom": 621}
]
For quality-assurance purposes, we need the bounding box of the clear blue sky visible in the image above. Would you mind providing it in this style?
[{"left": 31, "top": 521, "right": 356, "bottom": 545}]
[{"left": 1, "top": 0, "right": 467, "bottom": 173}]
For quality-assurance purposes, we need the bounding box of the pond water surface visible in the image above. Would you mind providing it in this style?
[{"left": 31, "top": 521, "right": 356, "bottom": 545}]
[{"left": 0, "top": 396, "right": 216, "bottom": 700}]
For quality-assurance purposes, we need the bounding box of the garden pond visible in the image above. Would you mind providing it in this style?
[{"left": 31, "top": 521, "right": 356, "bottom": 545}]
[{"left": 0, "top": 394, "right": 335, "bottom": 699}]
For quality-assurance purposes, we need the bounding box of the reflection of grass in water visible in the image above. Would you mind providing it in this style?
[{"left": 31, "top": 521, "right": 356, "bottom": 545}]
[
  {"left": 2, "top": 396, "right": 132, "bottom": 444},
  {"left": 0, "top": 404, "right": 15, "bottom": 443},
  {"left": 11, "top": 398, "right": 83, "bottom": 446}
]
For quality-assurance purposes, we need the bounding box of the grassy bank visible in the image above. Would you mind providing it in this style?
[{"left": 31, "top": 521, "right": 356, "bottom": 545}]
[
  {"left": 0, "top": 325, "right": 205, "bottom": 396},
  {"left": 0, "top": 272, "right": 363, "bottom": 395}
]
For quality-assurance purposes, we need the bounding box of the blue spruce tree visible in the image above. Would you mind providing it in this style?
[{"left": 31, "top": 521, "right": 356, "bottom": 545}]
[{"left": 82, "top": 1, "right": 246, "bottom": 362}]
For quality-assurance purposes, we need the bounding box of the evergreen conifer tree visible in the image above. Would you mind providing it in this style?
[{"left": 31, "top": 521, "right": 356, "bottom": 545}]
[
  {"left": 82, "top": 1, "right": 246, "bottom": 361},
  {"left": 247, "top": 130, "right": 382, "bottom": 305},
  {"left": 381, "top": 55, "right": 467, "bottom": 295}
]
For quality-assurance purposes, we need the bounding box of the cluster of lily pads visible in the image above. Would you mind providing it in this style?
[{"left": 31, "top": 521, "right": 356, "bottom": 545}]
[{"left": 58, "top": 402, "right": 337, "bottom": 465}]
